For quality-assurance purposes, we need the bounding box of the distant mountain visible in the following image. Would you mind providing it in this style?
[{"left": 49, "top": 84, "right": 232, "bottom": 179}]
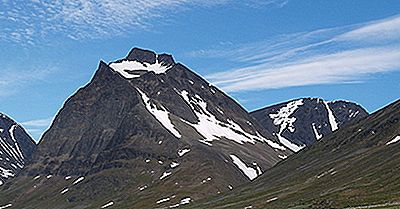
[
  {"left": 0, "top": 48, "right": 290, "bottom": 209},
  {"left": 190, "top": 99, "right": 400, "bottom": 209},
  {"left": 0, "top": 113, "right": 36, "bottom": 186},
  {"left": 251, "top": 98, "right": 368, "bottom": 152}
]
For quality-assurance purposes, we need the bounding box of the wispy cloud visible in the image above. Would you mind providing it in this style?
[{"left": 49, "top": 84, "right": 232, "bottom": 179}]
[
  {"left": 208, "top": 47, "right": 400, "bottom": 91},
  {"left": 0, "top": 67, "right": 54, "bottom": 97},
  {"left": 201, "top": 15, "right": 400, "bottom": 92},
  {"left": 20, "top": 117, "right": 53, "bottom": 127},
  {"left": 21, "top": 117, "right": 53, "bottom": 142},
  {"left": 336, "top": 16, "right": 400, "bottom": 42},
  {"left": 0, "top": 0, "right": 288, "bottom": 44}
]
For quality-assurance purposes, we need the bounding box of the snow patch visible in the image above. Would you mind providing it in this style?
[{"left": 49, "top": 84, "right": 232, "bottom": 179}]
[
  {"left": 109, "top": 57, "right": 172, "bottom": 79},
  {"left": 252, "top": 162, "right": 262, "bottom": 175},
  {"left": 387, "top": 136, "right": 400, "bottom": 145},
  {"left": 180, "top": 197, "right": 191, "bottom": 205},
  {"left": 312, "top": 123, "right": 323, "bottom": 140},
  {"left": 156, "top": 197, "right": 171, "bottom": 204},
  {"left": 170, "top": 162, "right": 180, "bottom": 169},
  {"left": 137, "top": 88, "right": 182, "bottom": 138},
  {"left": 179, "top": 90, "right": 284, "bottom": 150},
  {"left": 73, "top": 176, "right": 85, "bottom": 185},
  {"left": 139, "top": 185, "right": 148, "bottom": 191},
  {"left": 324, "top": 101, "right": 338, "bottom": 131},
  {"left": 0, "top": 204, "right": 12, "bottom": 209},
  {"left": 101, "top": 201, "right": 114, "bottom": 208},
  {"left": 9, "top": 125, "right": 24, "bottom": 160},
  {"left": 269, "top": 99, "right": 305, "bottom": 152},
  {"left": 266, "top": 197, "right": 278, "bottom": 203},
  {"left": 278, "top": 155, "right": 288, "bottom": 159},
  {"left": 229, "top": 154, "right": 258, "bottom": 180},
  {"left": 349, "top": 110, "right": 360, "bottom": 118},
  {"left": 61, "top": 188, "right": 69, "bottom": 194},
  {"left": 0, "top": 167, "right": 14, "bottom": 178},
  {"left": 160, "top": 171, "right": 172, "bottom": 180},
  {"left": 178, "top": 148, "right": 190, "bottom": 157}
]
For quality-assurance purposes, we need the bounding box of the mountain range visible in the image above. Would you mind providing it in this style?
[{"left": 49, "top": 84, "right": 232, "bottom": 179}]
[
  {"left": 190, "top": 99, "right": 400, "bottom": 209},
  {"left": 0, "top": 113, "right": 36, "bottom": 186},
  {"left": 250, "top": 98, "right": 368, "bottom": 152},
  {"left": 0, "top": 47, "right": 397, "bottom": 209}
]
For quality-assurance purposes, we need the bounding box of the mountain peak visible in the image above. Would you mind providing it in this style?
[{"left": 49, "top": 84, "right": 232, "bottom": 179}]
[
  {"left": 126, "top": 47, "right": 157, "bottom": 63},
  {"left": 0, "top": 112, "right": 36, "bottom": 185},
  {"left": 126, "top": 47, "right": 175, "bottom": 66},
  {"left": 109, "top": 48, "right": 176, "bottom": 79}
]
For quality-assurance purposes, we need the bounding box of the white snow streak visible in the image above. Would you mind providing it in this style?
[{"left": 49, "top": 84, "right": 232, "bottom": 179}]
[
  {"left": 101, "top": 201, "right": 114, "bottom": 208},
  {"left": 324, "top": 101, "right": 338, "bottom": 131},
  {"left": 137, "top": 88, "right": 182, "bottom": 138},
  {"left": 266, "top": 197, "right": 278, "bottom": 203},
  {"left": 0, "top": 204, "right": 12, "bottom": 209},
  {"left": 60, "top": 188, "right": 69, "bottom": 194},
  {"left": 269, "top": 99, "right": 305, "bottom": 152},
  {"left": 8, "top": 125, "right": 24, "bottom": 160},
  {"left": 179, "top": 90, "right": 284, "bottom": 150},
  {"left": 180, "top": 197, "right": 191, "bottom": 205},
  {"left": 387, "top": 136, "right": 400, "bottom": 145},
  {"left": 72, "top": 176, "right": 85, "bottom": 185},
  {"left": 160, "top": 171, "right": 172, "bottom": 180},
  {"left": 229, "top": 154, "right": 258, "bottom": 180},
  {"left": 312, "top": 123, "right": 323, "bottom": 140},
  {"left": 156, "top": 197, "right": 171, "bottom": 204},
  {"left": 278, "top": 155, "right": 288, "bottom": 159},
  {"left": 109, "top": 57, "right": 172, "bottom": 79},
  {"left": 178, "top": 148, "right": 190, "bottom": 157},
  {"left": 170, "top": 162, "right": 180, "bottom": 168}
]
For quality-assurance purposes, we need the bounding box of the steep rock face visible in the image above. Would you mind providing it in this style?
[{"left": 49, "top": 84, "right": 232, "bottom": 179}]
[
  {"left": 0, "top": 113, "right": 36, "bottom": 185},
  {"left": 191, "top": 99, "right": 400, "bottom": 209},
  {"left": 2, "top": 48, "right": 291, "bottom": 209},
  {"left": 250, "top": 98, "right": 368, "bottom": 152}
]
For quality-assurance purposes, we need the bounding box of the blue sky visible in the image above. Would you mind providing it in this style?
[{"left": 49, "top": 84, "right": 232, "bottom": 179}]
[{"left": 0, "top": 0, "right": 399, "bottom": 141}]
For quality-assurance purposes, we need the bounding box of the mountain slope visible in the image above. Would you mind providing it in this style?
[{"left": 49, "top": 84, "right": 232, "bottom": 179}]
[
  {"left": 251, "top": 98, "right": 368, "bottom": 152},
  {"left": 0, "top": 48, "right": 290, "bottom": 209},
  {"left": 0, "top": 113, "right": 36, "bottom": 186},
  {"left": 190, "top": 99, "right": 400, "bottom": 209}
]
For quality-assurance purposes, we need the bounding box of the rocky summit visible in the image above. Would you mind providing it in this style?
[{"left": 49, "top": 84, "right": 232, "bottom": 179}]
[
  {"left": 0, "top": 48, "right": 291, "bottom": 209},
  {"left": 251, "top": 98, "right": 368, "bottom": 152}
]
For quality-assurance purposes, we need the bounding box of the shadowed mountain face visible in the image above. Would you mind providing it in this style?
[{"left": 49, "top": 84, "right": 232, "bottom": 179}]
[
  {"left": 190, "top": 99, "right": 400, "bottom": 209},
  {"left": 0, "top": 48, "right": 291, "bottom": 209},
  {"left": 251, "top": 98, "right": 368, "bottom": 152},
  {"left": 0, "top": 113, "right": 36, "bottom": 186}
]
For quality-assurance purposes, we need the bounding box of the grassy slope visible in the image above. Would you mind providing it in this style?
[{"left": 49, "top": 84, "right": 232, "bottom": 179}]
[{"left": 188, "top": 100, "right": 400, "bottom": 209}]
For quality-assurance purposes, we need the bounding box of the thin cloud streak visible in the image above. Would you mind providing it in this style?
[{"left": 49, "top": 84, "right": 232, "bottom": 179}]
[
  {"left": 20, "top": 117, "right": 53, "bottom": 127},
  {"left": 0, "top": 0, "right": 287, "bottom": 44},
  {"left": 204, "top": 14, "right": 400, "bottom": 92},
  {"left": 0, "top": 68, "right": 53, "bottom": 97},
  {"left": 209, "top": 47, "right": 400, "bottom": 91},
  {"left": 336, "top": 15, "right": 400, "bottom": 42},
  {"left": 21, "top": 117, "right": 54, "bottom": 142}
]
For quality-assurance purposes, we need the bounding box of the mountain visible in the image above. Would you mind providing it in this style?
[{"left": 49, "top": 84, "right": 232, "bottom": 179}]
[
  {"left": 0, "top": 48, "right": 291, "bottom": 209},
  {"left": 250, "top": 98, "right": 368, "bottom": 152},
  {"left": 0, "top": 113, "right": 36, "bottom": 186},
  {"left": 190, "top": 99, "right": 400, "bottom": 209}
]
